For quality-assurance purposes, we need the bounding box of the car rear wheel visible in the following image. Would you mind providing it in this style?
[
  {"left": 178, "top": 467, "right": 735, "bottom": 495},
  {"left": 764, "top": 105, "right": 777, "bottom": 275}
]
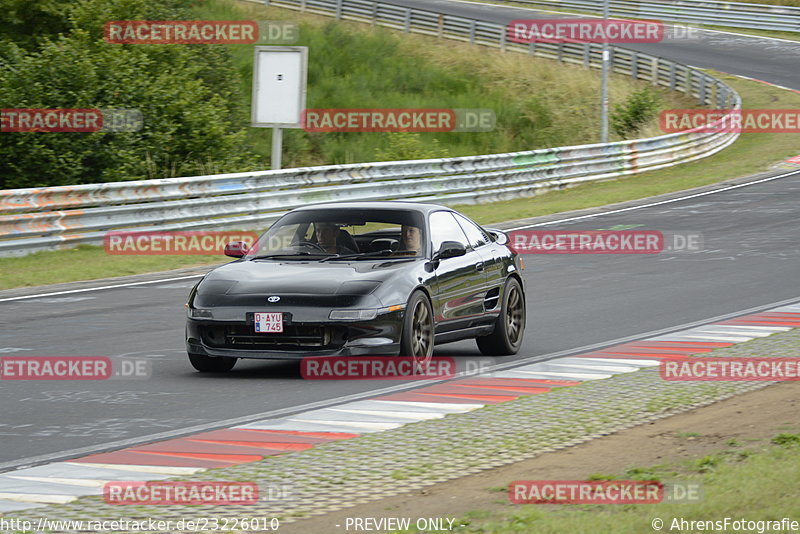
[
  {"left": 188, "top": 353, "right": 237, "bottom": 372},
  {"left": 399, "top": 291, "right": 434, "bottom": 367},
  {"left": 476, "top": 277, "right": 525, "bottom": 356}
]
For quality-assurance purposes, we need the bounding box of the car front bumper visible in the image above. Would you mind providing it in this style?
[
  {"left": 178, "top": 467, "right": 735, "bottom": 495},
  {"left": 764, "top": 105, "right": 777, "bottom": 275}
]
[{"left": 186, "top": 310, "right": 404, "bottom": 360}]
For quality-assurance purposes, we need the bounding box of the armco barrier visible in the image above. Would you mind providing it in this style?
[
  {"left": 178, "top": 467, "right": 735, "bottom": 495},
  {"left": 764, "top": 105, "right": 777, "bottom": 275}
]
[{"left": 0, "top": 0, "right": 741, "bottom": 255}]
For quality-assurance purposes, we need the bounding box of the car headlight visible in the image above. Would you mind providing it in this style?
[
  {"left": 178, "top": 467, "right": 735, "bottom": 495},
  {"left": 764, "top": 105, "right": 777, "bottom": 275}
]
[
  {"left": 188, "top": 308, "right": 214, "bottom": 319},
  {"left": 328, "top": 305, "right": 404, "bottom": 321},
  {"left": 329, "top": 309, "right": 379, "bottom": 321}
]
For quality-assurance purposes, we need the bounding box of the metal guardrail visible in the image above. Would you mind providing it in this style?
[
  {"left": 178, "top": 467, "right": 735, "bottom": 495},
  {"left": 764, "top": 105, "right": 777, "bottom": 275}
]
[
  {"left": 0, "top": 0, "right": 741, "bottom": 255},
  {"left": 495, "top": 0, "right": 800, "bottom": 33}
]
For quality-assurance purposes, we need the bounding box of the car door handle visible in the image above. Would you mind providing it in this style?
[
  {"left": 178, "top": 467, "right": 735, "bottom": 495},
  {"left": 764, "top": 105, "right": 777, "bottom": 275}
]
[{"left": 476, "top": 262, "right": 484, "bottom": 272}]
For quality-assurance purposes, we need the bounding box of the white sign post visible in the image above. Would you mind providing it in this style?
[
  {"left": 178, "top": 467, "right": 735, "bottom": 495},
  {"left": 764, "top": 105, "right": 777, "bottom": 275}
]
[{"left": 251, "top": 46, "right": 308, "bottom": 170}]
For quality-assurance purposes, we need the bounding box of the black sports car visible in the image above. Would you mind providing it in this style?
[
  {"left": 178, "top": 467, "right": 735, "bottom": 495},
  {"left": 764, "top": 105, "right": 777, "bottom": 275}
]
[{"left": 185, "top": 202, "right": 525, "bottom": 372}]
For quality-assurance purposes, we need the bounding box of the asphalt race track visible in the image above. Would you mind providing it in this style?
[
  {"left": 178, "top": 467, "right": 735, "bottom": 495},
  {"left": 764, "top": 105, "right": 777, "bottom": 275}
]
[{"left": 1, "top": 0, "right": 800, "bottom": 471}]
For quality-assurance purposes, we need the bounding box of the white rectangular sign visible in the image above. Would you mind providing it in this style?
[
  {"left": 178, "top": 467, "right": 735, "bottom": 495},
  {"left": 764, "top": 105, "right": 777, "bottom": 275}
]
[{"left": 251, "top": 46, "right": 307, "bottom": 128}]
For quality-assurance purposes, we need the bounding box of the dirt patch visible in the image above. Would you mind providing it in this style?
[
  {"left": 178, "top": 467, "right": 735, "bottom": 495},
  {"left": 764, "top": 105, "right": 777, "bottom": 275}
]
[{"left": 280, "top": 381, "right": 800, "bottom": 533}]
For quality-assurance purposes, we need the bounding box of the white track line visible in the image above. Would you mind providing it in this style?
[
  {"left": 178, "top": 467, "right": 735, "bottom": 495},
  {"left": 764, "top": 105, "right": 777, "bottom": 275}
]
[{"left": 0, "top": 274, "right": 204, "bottom": 303}]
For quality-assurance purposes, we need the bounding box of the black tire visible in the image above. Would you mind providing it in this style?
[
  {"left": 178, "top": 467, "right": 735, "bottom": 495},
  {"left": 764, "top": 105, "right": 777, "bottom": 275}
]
[
  {"left": 399, "top": 291, "right": 435, "bottom": 367},
  {"left": 476, "top": 277, "right": 525, "bottom": 356},
  {"left": 188, "top": 353, "right": 237, "bottom": 372}
]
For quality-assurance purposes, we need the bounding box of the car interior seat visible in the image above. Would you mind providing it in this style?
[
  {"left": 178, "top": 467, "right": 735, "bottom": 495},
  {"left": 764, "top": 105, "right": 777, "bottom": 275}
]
[{"left": 336, "top": 229, "right": 360, "bottom": 253}]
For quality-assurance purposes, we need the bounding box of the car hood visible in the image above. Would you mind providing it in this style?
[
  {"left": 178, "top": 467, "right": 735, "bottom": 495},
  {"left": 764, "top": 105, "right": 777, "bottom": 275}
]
[{"left": 192, "top": 258, "right": 420, "bottom": 309}]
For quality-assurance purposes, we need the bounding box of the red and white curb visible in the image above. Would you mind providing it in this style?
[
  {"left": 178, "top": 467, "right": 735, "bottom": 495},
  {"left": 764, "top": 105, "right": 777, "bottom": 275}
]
[{"left": 1, "top": 304, "right": 798, "bottom": 513}]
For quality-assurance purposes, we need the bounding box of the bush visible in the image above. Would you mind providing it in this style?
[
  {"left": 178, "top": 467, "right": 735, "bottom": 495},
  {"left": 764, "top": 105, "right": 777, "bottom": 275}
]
[
  {"left": 0, "top": 0, "right": 259, "bottom": 189},
  {"left": 373, "top": 132, "right": 449, "bottom": 161},
  {"left": 610, "top": 88, "right": 661, "bottom": 139}
]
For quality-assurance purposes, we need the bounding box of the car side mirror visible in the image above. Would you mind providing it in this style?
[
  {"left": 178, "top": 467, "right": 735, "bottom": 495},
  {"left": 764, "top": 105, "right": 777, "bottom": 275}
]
[
  {"left": 435, "top": 240, "right": 467, "bottom": 260},
  {"left": 485, "top": 228, "right": 508, "bottom": 245},
  {"left": 224, "top": 241, "right": 249, "bottom": 258}
]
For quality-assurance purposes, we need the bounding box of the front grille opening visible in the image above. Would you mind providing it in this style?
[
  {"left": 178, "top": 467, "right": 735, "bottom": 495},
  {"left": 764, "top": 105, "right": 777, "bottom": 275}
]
[{"left": 202, "top": 324, "right": 347, "bottom": 350}]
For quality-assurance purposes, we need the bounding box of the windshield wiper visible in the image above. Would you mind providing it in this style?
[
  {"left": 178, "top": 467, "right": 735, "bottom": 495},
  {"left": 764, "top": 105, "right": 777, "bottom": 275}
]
[
  {"left": 319, "top": 250, "right": 417, "bottom": 262},
  {"left": 248, "top": 252, "right": 328, "bottom": 260}
]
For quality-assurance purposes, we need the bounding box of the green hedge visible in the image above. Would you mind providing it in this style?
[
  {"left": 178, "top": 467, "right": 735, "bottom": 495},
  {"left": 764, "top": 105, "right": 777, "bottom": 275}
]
[{"left": 0, "top": 0, "right": 259, "bottom": 188}]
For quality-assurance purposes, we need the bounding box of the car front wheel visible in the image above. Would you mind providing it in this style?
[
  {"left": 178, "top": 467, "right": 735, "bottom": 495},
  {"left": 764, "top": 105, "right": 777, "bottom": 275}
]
[
  {"left": 399, "top": 290, "right": 435, "bottom": 367},
  {"left": 188, "top": 353, "right": 237, "bottom": 373}
]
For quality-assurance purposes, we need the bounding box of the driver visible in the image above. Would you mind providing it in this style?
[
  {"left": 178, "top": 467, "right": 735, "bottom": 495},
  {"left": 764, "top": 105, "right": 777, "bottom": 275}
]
[
  {"left": 400, "top": 224, "right": 422, "bottom": 255},
  {"left": 315, "top": 222, "right": 357, "bottom": 254}
]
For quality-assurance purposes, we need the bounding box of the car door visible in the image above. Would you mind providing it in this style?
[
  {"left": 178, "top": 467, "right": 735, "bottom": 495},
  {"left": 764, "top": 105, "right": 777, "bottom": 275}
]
[
  {"left": 428, "top": 210, "right": 489, "bottom": 333},
  {"left": 452, "top": 212, "right": 505, "bottom": 314}
]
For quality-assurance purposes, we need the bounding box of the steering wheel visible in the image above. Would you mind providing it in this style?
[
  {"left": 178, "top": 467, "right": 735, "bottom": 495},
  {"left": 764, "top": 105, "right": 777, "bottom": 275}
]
[{"left": 296, "top": 240, "right": 327, "bottom": 253}]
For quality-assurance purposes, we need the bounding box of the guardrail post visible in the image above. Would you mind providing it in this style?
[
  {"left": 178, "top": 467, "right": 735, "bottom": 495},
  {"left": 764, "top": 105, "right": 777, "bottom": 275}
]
[
  {"left": 335, "top": 0, "right": 342, "bottom": 20},
  {"left": 469, "top": 20, "right": 476, "bottom": 44},
  {"left": 371, "top": 1, "right": 377, "bottom": 25},
  {"left": 583, "top": 43, "right": 590, "bottom": 67},
  {"left": 438, "top": 14, "right": 444, "bottom": 39},
  {"left": 404, "top": 8, "right": 411, "bottom": 33},
  {"left": 300, "top": 0, "right": 306, "bottom": 12},
  {"left": 631, "top": 52, "right": 639, "bottom": 80},
  {"left": 651, "top": 57, "right": 659, "bottom": 86},
  {"left": 499, "top": 26, "right": 506, "bottom": 51},
  {"left": 669, "top": 63, "right": 677, "bottom": 91},
  {"left": 264, "top": 0, "right": 270, "bottom": 6},
  {"left": 557, "top": 41, "right": 563, "bottom": 62},
  {"left": 699, "top": 75, "right": 707, "bottom": 105}
]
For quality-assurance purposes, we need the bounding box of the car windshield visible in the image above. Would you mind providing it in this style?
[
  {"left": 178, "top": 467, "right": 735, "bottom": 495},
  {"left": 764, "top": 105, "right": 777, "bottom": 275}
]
[{"left": 244, "top": 208, "right": 427, "bottom": 260}]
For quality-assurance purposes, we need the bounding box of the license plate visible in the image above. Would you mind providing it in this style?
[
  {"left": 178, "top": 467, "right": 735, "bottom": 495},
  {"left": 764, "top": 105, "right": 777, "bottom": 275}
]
[{"left": 254, "top": 312, "right": 284, "bottom": 333}]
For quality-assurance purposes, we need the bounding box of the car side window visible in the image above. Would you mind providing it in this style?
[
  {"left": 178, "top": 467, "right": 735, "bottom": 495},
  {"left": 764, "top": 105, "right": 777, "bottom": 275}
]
[
  {"left": 453, "top": 213, "right": 490, "bottom": 249},
  {"left": 429, "top": 211, "right": 470, "bottom": 253}
]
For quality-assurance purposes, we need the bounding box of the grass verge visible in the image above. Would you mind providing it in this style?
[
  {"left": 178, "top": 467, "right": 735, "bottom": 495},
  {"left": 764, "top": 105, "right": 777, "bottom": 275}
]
[
  {"left": 205, "top": 0, "right": 694, "bottom": 166},
  {"left": 0, "top": 245, "right": 222, "bottom": 291},
  {"left": 430, "top": 432, "right": 800, "bottom": 533}
]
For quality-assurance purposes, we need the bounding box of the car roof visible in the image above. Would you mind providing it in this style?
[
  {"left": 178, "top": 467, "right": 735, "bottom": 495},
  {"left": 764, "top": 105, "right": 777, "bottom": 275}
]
[{"left": 293, "top": 201, "right": 453, "bottom": 215}]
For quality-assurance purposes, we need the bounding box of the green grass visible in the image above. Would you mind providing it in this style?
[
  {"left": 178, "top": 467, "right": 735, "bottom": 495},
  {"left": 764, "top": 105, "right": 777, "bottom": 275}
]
[
  {"left": 195, "top": 0, "right": 695, "bottom": 167},
  {"left": 388, "top": 433, "right": 800, "bottom": 533},
  {"left": 0, "top": 244, "right": 223, "bottom": 290}
]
